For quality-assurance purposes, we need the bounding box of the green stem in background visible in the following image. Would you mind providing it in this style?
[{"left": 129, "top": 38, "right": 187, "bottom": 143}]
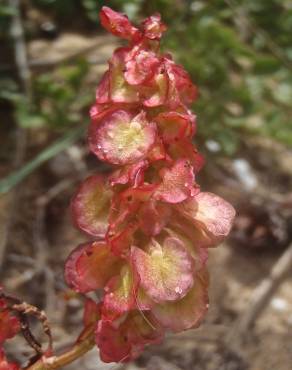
[{"left": 0, "top": 126, "right": 85, "bottom": 194}]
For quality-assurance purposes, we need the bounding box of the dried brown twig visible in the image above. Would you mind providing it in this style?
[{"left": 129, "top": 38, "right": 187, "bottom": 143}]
[
  {"left": 1, "top": 289, "right": 96, "bottom": 370},
  {"left": 25, "top": 326, "right": 95, "bottom": 370},
  {"left": 226, "top": 242, "right": 292, "bottom": 349},
  {"left": 0, "top": 290, "right": 53, "bottom": 355}
]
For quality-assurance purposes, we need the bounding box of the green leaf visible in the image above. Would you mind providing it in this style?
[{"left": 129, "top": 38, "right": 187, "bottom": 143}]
[{"left": 0, "top": 126, "right": 85, "bottom": 194}]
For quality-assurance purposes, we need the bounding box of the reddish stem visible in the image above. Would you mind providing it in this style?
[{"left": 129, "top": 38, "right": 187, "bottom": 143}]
[{"left": 25, "top": 327, "right": 95, "bottom": 370}]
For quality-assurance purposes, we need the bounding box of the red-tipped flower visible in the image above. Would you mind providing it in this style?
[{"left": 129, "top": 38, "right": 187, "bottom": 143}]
[{"left": 66, "top": 6, "right": 236, "bottom": 363}]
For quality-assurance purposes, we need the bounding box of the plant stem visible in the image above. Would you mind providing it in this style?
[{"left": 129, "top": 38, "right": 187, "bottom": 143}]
[{"left": 25, "top": 328, "right": 95, "bottom": 370}]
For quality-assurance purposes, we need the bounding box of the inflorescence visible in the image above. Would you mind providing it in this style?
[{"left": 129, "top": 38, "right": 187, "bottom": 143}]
[{"left": 65, "top": 6, "right": 236, "bottom": 363}]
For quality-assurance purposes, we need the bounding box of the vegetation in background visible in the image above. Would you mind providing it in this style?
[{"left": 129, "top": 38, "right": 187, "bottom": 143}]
[
  {"left": 1, "top": 0, "right": 292, "bottom": 155},
  {"left": 149, "top": 0, "right": 292, "bottom": 153}
]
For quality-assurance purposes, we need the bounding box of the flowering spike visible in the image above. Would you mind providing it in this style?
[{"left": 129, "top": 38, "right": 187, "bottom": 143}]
[{"left": 65, "top": 7, "right": 236, "bottom": 363}]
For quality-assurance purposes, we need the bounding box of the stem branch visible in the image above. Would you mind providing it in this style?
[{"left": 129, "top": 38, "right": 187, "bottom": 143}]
[{"left": 25, "top": 328, "right": 95, "bottom": 370}]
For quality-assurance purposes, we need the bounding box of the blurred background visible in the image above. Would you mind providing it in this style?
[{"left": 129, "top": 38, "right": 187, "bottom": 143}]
[{"left": 0, "top": 1, "right": 292, "bottom": 369}]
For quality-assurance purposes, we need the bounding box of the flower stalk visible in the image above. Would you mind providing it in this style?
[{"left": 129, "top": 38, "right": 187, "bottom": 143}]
[{"left": 25, "top": 327, "right": 95, "bottom": 370}]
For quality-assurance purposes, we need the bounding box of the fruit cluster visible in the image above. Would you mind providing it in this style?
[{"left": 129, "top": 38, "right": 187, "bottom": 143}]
[{"left": 65, "top": 7, "right": 235, "bottom": 363}]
